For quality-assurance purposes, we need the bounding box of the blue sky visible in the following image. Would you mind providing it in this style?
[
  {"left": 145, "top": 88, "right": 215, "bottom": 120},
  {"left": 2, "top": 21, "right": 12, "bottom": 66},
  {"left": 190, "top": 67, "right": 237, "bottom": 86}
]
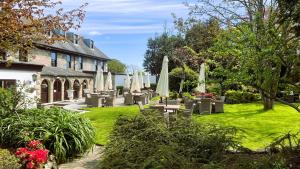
[{"left": 62, "top": 0, "right": 191, "bottom": 70}]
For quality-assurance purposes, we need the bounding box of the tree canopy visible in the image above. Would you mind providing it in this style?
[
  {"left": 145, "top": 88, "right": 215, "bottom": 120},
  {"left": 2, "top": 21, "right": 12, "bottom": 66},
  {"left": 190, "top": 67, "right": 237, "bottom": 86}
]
[
  {"left": 0, "top": 0, "right": 87, "bottom": 55},
  {"left": 107, "top": 59, "right": 127, "bottom": 74}
]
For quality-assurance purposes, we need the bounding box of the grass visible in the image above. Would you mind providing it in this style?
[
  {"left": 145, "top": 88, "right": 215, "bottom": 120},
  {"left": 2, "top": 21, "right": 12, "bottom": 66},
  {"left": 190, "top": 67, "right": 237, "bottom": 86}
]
[
  {"left": 193, "top": 103, "right": 300, "bottom": 150},
  {"left": 82, "top": 103, "right": 300, "bottom": 150},
  {"left": 81, "top": 106, "right": 139, "bottom": 145}
]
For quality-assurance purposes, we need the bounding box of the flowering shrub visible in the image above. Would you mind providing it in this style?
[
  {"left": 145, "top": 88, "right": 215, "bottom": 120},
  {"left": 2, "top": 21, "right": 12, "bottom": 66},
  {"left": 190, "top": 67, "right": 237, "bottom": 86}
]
[{"left": 15, "top": 140, "right": 48, "bottom": 169}]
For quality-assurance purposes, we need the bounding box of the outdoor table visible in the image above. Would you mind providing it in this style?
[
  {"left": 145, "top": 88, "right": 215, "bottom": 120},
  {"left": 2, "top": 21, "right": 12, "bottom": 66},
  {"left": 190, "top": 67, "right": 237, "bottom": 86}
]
[{"left": 152, "top": 104, "right": 180, "bottom": 112}]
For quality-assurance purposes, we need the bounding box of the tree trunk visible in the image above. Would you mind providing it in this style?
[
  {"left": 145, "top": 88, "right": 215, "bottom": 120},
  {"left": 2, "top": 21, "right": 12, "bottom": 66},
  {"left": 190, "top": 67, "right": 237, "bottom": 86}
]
[{"left": 262, "top": 96, "right": 274, "bottom": 110}]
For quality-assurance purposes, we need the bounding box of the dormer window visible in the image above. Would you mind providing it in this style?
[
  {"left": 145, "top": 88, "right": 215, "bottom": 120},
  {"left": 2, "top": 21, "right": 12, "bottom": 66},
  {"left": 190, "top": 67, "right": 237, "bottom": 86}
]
[
  {"left": 91, "top": 40, "right": 94, "bottom": 49},
  {"left": 74, "top": 34, "right": 79, "bottom": 45},
  {"left": 47, "top": 30, "right": 53, "bottom": 38}
]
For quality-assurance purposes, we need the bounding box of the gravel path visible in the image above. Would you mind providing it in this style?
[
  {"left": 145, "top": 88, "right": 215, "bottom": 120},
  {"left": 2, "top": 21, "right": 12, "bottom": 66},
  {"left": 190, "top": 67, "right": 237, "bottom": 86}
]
[{"left": 59, "top": 146, "right": 104, "bottom": 169}]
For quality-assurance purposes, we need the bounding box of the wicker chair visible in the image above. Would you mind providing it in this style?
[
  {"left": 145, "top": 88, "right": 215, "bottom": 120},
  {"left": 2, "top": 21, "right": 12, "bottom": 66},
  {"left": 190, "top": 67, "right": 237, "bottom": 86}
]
[
  {"left": 105, "top": 96, "right": 115, "bottom": 107},
  {"left": 85, "top": 93, "right": 92, "bottom": 105},
  {"left": 214, "top": 100, "right": 224, "bottom": 113},
  {"left": 181, "top": 103, "right": 195, "bottom": 119},
  {"left": 135, "top": 95, "right": 147, "bottom": 105},
  {"left": 138, "top": 101, "right": 153, "bottom": 114},
  {"left": 184, "top": 99, "right": 194, "bottom": 109},
  {"left": 199, "top": 98, "right": 213, "bottom": 114},
  {"left": 161, "top": 99, "right": 179, "bottom": 105},
  {"left": 124, "top": 93, "right": 134, "bottom": 105},
  {"left": 86, "top": 94, "right": 103, "bottom": 107}
]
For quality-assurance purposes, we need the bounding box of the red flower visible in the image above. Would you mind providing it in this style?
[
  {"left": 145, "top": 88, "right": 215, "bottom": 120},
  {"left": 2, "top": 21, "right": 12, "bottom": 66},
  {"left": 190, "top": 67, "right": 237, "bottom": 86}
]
[
  {"left": 15, "top": 140, "right": 49, "bottom": 169},
  {"left": 26, "top": 161, "right": 35, "bottom": 169},
  {"left": 27, "top": 140, "right": 42, "bottom": 150}
]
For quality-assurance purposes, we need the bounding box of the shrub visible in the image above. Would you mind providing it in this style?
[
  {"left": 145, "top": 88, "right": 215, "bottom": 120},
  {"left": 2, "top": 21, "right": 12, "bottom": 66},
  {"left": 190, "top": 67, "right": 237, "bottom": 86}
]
[
  {"left": 100, "top": 113, "right": 238, "bottom": 168},
  {"left": 182, "top": 92, "right": 194, "bottom": 100},
  {"left": 225, "top": 90, "right": 260, "bottom": 104},
  {"left": 0, "top": 148, "right": 21, "bottom": 169},
  {"left": 169, "top": 66, "right": 198, "bottom": 92},
  {"left": 150, "top": 83, "right": 157, "bottom": 90},
  {"left": 116, "top": 86, "right": 123, "bottom": 94},
  {"left": 169, "top": 91, "right": 179, "bottom": 99},
  {"left": 0, "top": 108, "right": 95, "bottom": 163}
]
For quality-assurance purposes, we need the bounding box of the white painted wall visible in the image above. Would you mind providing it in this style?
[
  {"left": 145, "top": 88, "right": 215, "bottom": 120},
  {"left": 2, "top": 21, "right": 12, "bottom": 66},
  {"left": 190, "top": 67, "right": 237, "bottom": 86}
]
[{"left": 0, "top": 69, "right": 39, "bottom": 108}]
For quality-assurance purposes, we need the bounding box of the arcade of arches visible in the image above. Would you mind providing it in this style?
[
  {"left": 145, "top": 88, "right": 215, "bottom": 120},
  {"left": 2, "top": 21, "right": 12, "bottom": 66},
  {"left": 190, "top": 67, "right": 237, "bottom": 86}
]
[{"left": 39, "top": 76, "right": 93, "bottom": 104}]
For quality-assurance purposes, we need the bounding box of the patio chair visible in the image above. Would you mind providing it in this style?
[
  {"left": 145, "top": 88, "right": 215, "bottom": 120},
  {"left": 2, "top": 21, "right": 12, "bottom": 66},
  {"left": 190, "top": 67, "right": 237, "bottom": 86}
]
[
  {"left": 138, "top": 101, "right": 153, "bottom": 114},
  {"left": 149, "top": 106, "right": 165, "bottom": 114},
  {"left": 214, "top": 100, "right": 224, "bottom": 113},
  {"left": 87, "top": 94, "right": 103, "bottom": 107},
  {"left": 124, "top": 93, "right": 134, "bottom": 105},
  {"left": 161, "top": 99, "right": 179, "bottom": 105},
  {"left": 135, "top": 95, "right": 147, "bottom": 105},
  {"left": 85, "top": 93, "right": 92, "bottom": 105},
  {"left": 105, "top": 96, "right": 115, "bottom": 107},
  {"left": 182, "top": 103, "right": 196, "bottom": 119},
  {"left": 199, "top": 98, "right": 213, "bottom": 114},
  {"left": 184, "top": 99, "right": 193, "bottom": 109}
]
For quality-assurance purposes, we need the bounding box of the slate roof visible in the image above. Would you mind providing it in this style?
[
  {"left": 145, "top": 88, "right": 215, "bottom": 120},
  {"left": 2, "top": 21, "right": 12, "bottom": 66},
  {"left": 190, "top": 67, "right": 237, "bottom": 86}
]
[
  {"left": 35, "top": 32, "right": 109, "bottom": 60},
  {"left": 41, "top": 66, "right": 93, "bottom": 77}
]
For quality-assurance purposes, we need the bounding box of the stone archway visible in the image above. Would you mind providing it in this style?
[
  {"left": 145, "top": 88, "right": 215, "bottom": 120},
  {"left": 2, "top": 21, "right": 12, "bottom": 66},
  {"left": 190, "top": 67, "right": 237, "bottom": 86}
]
[
  {"left": 53, "top": 79, "right": 62, "bottom": 102},
  {"left": 41, "top": 80, "right": 49, "bottom": 103},
  {"left": 82, "top": 80, "right": 88, "bottom": 97},
  {"left": 73, "top": 80, "right": 80, "bottom": 99},
  {"left": 64, "top": 79, "right": 71, "bottom": 100}
]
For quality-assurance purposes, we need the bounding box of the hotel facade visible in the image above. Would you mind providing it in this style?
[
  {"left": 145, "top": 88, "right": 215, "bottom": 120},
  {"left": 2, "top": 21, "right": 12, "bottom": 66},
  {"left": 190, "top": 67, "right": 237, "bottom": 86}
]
[{"left": 0, "top": 31, "right": 111, "bottom": 106}]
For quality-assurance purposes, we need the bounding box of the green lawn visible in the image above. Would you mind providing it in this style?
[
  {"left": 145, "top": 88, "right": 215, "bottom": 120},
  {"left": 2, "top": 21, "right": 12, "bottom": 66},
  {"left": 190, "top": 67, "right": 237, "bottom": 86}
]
[
  {"left": 82, "top": 103, "right": 300, "bottom": 149},
  {"left": 81, "top": 106, "right": 139, "bottom": 145},
  {"left": 194, "top": 103, "right": 300, "bottom": 150}
]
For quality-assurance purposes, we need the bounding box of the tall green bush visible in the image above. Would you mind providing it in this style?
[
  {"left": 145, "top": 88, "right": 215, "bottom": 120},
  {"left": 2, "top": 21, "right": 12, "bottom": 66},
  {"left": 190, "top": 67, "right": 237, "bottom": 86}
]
[
  {"left": 0, "top": 108, "right": 95, "bottom": 163},
  {"left": 169, "top": 66, "right": 198, "bottom": 92},
  {"left": 100, "top": 113, "right": 238, "bottom": 168}
]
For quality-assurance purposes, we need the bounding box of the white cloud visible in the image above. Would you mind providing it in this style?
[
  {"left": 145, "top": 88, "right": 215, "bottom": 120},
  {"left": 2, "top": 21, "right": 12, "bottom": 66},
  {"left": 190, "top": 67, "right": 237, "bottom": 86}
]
[
  {"left": 61, "top": 0, "right": 190, "bottom": 35},
  {"left": 62, "top": 0, "right": 188, "bottom": 14}
]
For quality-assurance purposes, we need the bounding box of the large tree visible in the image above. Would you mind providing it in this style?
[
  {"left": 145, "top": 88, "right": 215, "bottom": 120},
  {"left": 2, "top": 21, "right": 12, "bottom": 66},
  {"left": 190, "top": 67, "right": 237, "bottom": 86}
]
[
  {"left": 143, "top": 32, "right": 185, "bottom": 80},
  {"left": 108, "top": 59, "right": 127, "bottom": 74},
  {"left": 185, "top": 0, "right": 300, "bottom": 111},
  {"left": 0, "top": 0, "right": 87, "bottom": 56}
]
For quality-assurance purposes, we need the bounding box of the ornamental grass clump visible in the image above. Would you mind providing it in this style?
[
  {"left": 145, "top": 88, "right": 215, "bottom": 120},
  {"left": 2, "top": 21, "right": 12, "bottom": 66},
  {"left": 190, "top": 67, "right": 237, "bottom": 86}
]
[
  {"left": 100, "top": 112, "right": 238, "bottom": 169},
  {"left": 0, "top": 108, "right": 95, "bottom": 163}
]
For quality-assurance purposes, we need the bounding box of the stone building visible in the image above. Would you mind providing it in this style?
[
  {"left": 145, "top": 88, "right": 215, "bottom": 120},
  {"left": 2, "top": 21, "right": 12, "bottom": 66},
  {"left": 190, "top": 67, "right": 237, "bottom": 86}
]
[{"left": 0, "top": 31, "right": 110, "bottom": 105}]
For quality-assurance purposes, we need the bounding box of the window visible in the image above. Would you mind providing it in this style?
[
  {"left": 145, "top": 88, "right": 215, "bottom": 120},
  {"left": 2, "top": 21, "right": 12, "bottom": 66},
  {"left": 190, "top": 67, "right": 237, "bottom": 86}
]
[
  {"left": 74, "top": 34, "right": 79, "bottom": 45},
  {"left": 94, "top": 60, "right": 98, "bottom": 71},
  {"left": 78, "top": 56, "right": 83, "bottom": 70},
  {"left": 91, "top": 40, "right": 94, "bottom": 49},
  {"left": 66, "top": 55, "right": 72, "bottom": 68},
  {"left": 19, "top": 49, "right": 28, "bottom": 62},
  {"left": 51, "top": 52, "right": 57, "bottom": 67},
  {"left": 0, "top": 80, "right": 16, "bottom": 89}
]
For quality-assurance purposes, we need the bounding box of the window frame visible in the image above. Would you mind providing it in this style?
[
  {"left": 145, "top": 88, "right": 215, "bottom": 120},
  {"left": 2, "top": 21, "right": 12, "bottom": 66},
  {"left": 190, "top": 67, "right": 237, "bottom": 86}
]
[
  {"left": 51, "top": 52, "right": 57, "bottom": 67},
  {"left": 74, "top": 34, "right": 79, "bottom": 45},
  {"left": 66, "top": 54, "right": 72, "bottom": 68},
  {"left": 94, "top": 60, "right": 98, "bottom": 71},
  {"left": 78, "top": 56, "right": 83, "bottom": 70}
]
